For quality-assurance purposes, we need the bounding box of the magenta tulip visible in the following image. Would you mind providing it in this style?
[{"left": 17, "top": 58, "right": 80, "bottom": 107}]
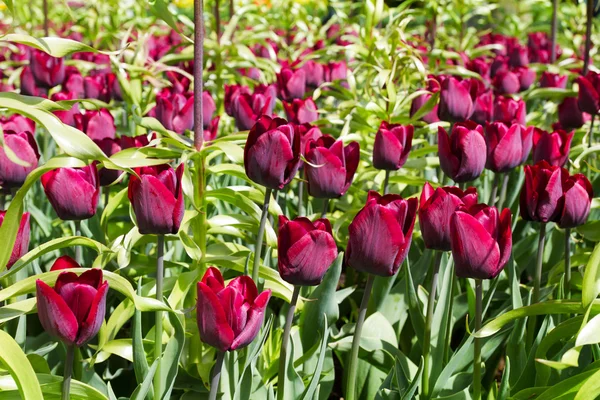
[
  {"left": 484, "top": 122, "right": 533, "bottom": 172},
  {"left": 154, "top": 91, "right": 194, "bottom": 134},
  {"left": 373, "top": 122, "right": 413, "bottom": 170},
  {"left": 29, "top": 50, "right": 65, "bottom": 89},
  {"left": 438, "top": 121, "right": 487, "bottom": 183},
  {"left": 438, "top": 76, "right": 474, "bottom": 122},
  {"left": 532, "top": 128, "right": 573, "bottom": 167},
  {"left": 50, "top": 255, "right": 80, "bottom": 271},
  {"left": 277, "top": 67, "right": 306, "bottom": 101},
  {"left": 520, "top": 161, "right": 567, "bottom": 223},
  {"left": 94, "top": 138, "right": 123, "bottom": 186},
  {"left": 300, "top": 60, "right": 326, "bottom": 87},
  {"left": 577, "top": 72, "right": 600, "bottom": 115},
  {"left": 51, "top": 92, "right": 80, "bottom": 127},
  {"left": 0, "top": 130, "right": 40, "bottom": 189},
  {"left": 558, "top": 174, "right": 593, "bottom": 228},
  {"left": 494, "top": 96, "right": 526, "bottom": 125},
  {"left": 62, "top": 66, "right": 85, "bottom": 99},
  {"left": 283, "top": 98, "right": 318, "bottom": 125},
  {"left": 0, "top": 211, "right": 30, "bottom": 269},
  {"left": 74, "top": 109, "right": 116, "bottom": 141},
  {"left": 539, "top": 72, "right": 568, "bottom": 89},
  {"left": 410, "top": 76, "right": 441, "bottom": 124},
  {"left": 558, "top": 97, "right": 586, "bottom": 130},
  {"left": 0, "top": 115, "right": 35, "bottom": 133},
  {"left": 493, "top": 70, "right": 520, "bottom": 94}
]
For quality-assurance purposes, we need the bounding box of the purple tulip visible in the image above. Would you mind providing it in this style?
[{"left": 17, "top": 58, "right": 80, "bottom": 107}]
[
  {"left": 277, "top": 67, "right": 306, "bottom": 101},
  {"left": 438, "top": 76, "right": 474, "bottom": 122},
  {"left": 300, "top": 60, "right": 326, "bottom": 87},
  {"left": 484, "top": 122, "right": 533, "bottom": 172},
  {"left": 0, "top": 130, "right": 40, "bottom": 189},
  {"left": 20, "top": 66, "right": 45, "bottom": 97},
  {"left": 373, "top": 122, "right": 413, "bottom": 170},
  {"left": 0, "top": 211, "right": 30, "bottom": 269},
  {"left": 325, "top": 61, "right": 348, "bottom": 83},
  {"left": 471, "top": 90, "right": 494, "bottom": 125},
  {"left": 508, "top": 44, "right": 529, "bottom": 67},
  {"left": 532, "top": 128, "right": 574, "bottom": 167},
  {"left": 62, "top": 66, "right": 85, "bottom": 99},
  {"left": 346, "top": 191, "right": 418, "bottom": 276},
  {"left": 230, "top": 85, "right": 277, "bottom": 131},
  {"left": 29, "top": 50, "right": 65, "bottom": 89},
  {"left": 558, "top": 173, "right": 593, "bottom": 228},
  {"left": 539, "top": 72, "right": 568, "bottom": 89},
  {"left": 520, "top": 161, "right": 567, "bottom": 223},
  {"left": 494, "top": 96, "right": 526, "bottom": 125},
  {"left": 515, "top": 66, "right": 536, "bottom": 91},
  {"left": 94, "top": 138, "right": 123, "bottom": 186},
  {"left": 410, "top": 76, "right": 441, "bottom": 123},
  {"left": 577, "top": 72, "right": 600, "bottom": 115},
  {"left": 74, "top": 109, "right": 116, "bottom": 141},
  {"left": 558, "top": 97, "right": 585, "bottom": 130},
  {"left": 438, "top": 121, "right": 487, "bottom": 183},
  {"left": 83, "top": 74, "right": 110, "bottom": 102},
  {"left": 493, "top": 70, "right": 520, "bottom": 94},
  {"left": 154, "top": 91, "right": 194, "bottom": 134},
  {"left": 0, "top": 115, "right": 36, "bottom": 133},
  {"left": 283, "top": 98, "right": 318, "bottom": 125},
  {"left": 51, "top": 91, "right": 80, "bottom": 127}
]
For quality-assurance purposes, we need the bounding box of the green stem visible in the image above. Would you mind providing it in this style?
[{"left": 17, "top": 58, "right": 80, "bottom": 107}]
[
  {"left": 62, "top": 345, "right": 75, "bottom": 400},
  {"left": 565, "top": 228, "right": 571, "bottom": 299},
  {"left": 550, "top": 0, "right": 558, "bottom": 62},
  {"left": 43, "top": 0, "right": 49, "bottom": 36},
  {"left": 346, "top": 274, "right": 376, "bottom": 400},
  {"left": 298, "top": 169, "right": 305, "bottom": 217},
  {"left": 422, "top": 251, "right": 442, "bottom": 399},
  {"left": 583, "top": 0, "right": 594, "bottom": 75},
  {"left": 193, "top": 154, "right": 207, "bottom": 270},
  {"left": 154, "top": 235, "right": 165, "bottom": 399},
  {"left": 277, "top": 286, "right": 301, "bottom": 400},
  {"left": 321, "top": 198, "right": 330, "bottom": 219},
  {"left": 527, "top": 223, "right": 546, "bottom": 347},
  {"left": 75, "top": 220, "right": 82, "bottom": 264},
  {"left": 214, "top": 0, "right": 221, "bottom": 41},
  {"left": 497, "top": 174, "right": 509, "bottom": 210},
  {"left": 473, "top": 279, "right": 483, "bottom": 400},
  {"left": 208, "top": 351, "right": 226, "bottom": 400},
  {"left": 252, "top": 188, "right": 272, "bottom": 283},
  {"left": 489, "top": 173, "right": 499, "bottom": 206},
  {"left": 194, "top": 0, "right": 205, "bottom": 151},
  {"left": 383, "top": 170, "right": 390, "bottom": 195}
]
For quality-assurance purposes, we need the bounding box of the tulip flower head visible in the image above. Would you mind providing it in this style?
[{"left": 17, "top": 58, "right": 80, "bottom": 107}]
[
  {"left": 277, "top": 67, "right": 306, "bottom": 101},
  {"left": 484, "top": 122, "right": 533, "bottom": 172},
  {"left": 283, "top": 97, "right": 318, "bottom": 125},
  {"left": 558, "top": 97, "right": 586, "bottom": 130},
  {"left": 520, "top": 161, "right": 567, "bottom": 223},
  {"left": 36, "top": 268, "right": 108, "bottom": 346},
  {"left": 50, "top": 255, "right": 80, "bottom": 271},
  {"left": 196, "top": 267, "right": 271, "bottom": 352},
  {"left": 29, "top": 50, "right": 65, "bottom": 89},
  {"left": 577, "top": 71, "right": 600, "bottom": 115},
  {"left": 0, "top": 211, "right": 30, "bottom": 269},
  {"left": 153, "top": 91, "right": 194, "bottom": 134},
  {"left": 494, "top": 96, "right": 526, "bottom": 125},
  {"left": 450, "top": 204, "right": 512, "bottom": 279},
  {"left": 539, "top": 72, "right": 568, "bottom": 89},
  {"left": 278, "top": 216, "right": 338, "bottom": 285},
  {"left": 558, "top": 173, "right": 593, "bottom": 228},
  {"left": 410, "top": 75, "right": 441, "bottom": 124},
  {"left": 532, "top": 128, "right": 574, "bottom": 167},
  {"left": 438, "top": 121, "right": 487, "bottom": 183},
  {"left": 74, "top": 109, "right": 116, "bottom": 141},
  {"left": 346, "top": 191, "right": 418, "bottom": 276},
  {"left": 0, "top": 130, "right": 40, "bottom": 190},
  {"left": 438, "top": 76, "right": 475, "bottom": 122},
  {"left": 373, "top": 122, "right": 414, "bottom": 171}
]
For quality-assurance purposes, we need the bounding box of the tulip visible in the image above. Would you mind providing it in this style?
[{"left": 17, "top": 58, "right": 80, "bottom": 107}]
[
  {"left": 577, "top": 72, "right": 600, "bottom": 115},
  {"left": 484, "top": 122, "right": 533, "bottom": 172},
  {"left": 300, "top": 60, "right": 326, "bottom": 88},
  {"left": 346, "top": 190, "right": 418, "bottom": 277},
  {"left": 36, "top": 268, "right": 108, "bottom": 346},
  {"left": 520, "top": 161, "right": 566, "bottom": 223},
  {"left": 20, "top": 66, "right": 45, "bottom": 97},
  {"left": 508, "top": 45, "right": 529, "bottom": 67},
  {"left": 277, "top": 67, "right": 306, "bottom": 101},
  {"left": 50, "top": 255, "right": 80, "bottom": 271},
  {"left": 29, "top": 50, "right": 65, "bottom": 89},
  {"left": 325, "top": 61, "right": 348, "bottom": 84},
  {"left": 539, "top": 72, "right": 568, "bottom": 89},
  {"left": 0, "top": 211, "right": 30, "bottom": 269},
  {"left": 0, "top": 115, "right": 35, "bottom": 133},
  {"left": 244, "top": 116, "right": 301, "bottom": 190},
  {"left": 277, "top": 215, "right": 338, "bottom": 285},
  {"left": 106, "top": 73, "right": 123, "bottom": 101},
  {"left": 165, "top": 70, "right": 191, "bottom": 94},
  {"left": 419, "top": 182, "right": 478, "bottom": 251},
  {"left": 0, "top": 130, "right": 40, "bottom": 189},
  {"left": 467, "top": 58, "right": 491, "bottom": 81},
  {"left": 494, "top": 96, "right": 526, "bottom": 125},
  {"left": 532, "top": 128, "right": 573, "bottom": 167},
  {"left": 283, "top": 98, "right": 318, "bottom": 125},
  {"left": 196, "top": 267, "right": 271, "bottom": 351},
  {"left": 450, "top": 204, "right": 512, "bottom": 279},
  {"left": 62, "top": 66, "right": 85, "bottom": 99},
  {"left": 490, "top": 56, "right": 509, "bottom": 79},
  {"left": 84, "top": 74, "right": 110, "bottom": 102},
  {"left": 558, "top": 173, "right": 593, "bottom": 229},
  {"left": 154, "top": 91, "right": 194, "bottom": 134},
  {"left": 471, "top": 90, "right": 494, "bottom": 125},
  {"left": 493, "top": 70, "right": 520, "bottom": 94},
  {"left": 231, "top": 85, "right": 277, "bottom": 131},
  {"left": 204, "top": 116, "right": 220, "bottom": 142},
  {"left": 438, "top": 121, "right": 487, "bottom": 183},
  {"left": 438, "top": 76, "right": 474, "bottom": 122},
  {"left": 558, "top": 97, "right": 586, "bottom": 130},
  {"left": 51, "top": 91, "right": 80, "bottom": 127},
  {"left": 94, "top": 138, "right": 123, "bottom": 186},
  {"left": 74, "top": 109, "right": 116, "bottom": 141},
  {"left": 120, "top": 133, "right": 153, "bottom": 149},
  {"left": 304, "top": 135, "right": 360, "bottom": 198},
  {"left": 410, "top": 76, "right": 441, "bottom": 124},
  {"left": 202, "top": 91, "right": 217, "bottom": 129},
  {"left": 224, "top": 85, "right": 251, "bottom": 116},
  {"left": 515, "top": 66, "right": 536, "bottom": 91},
  {"left": 373, "top": 122, "right": 413, "bottom": 170}
]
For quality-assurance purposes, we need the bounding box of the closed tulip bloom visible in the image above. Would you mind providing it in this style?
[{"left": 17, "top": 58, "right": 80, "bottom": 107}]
[
  {"left": 438, "top": 76, "right": 474, "bottom": 122},
  {"left": 471, "top": 90, "right": 494, "bottom": 125},
  {"left": 120, "top": 133, "right": 153, "bottom": 149},
  {"left": 204, "top": 116, "right": 220, "bottom": 142},
  {"left": 419, "top": 182, "right": 478, "bottom": 251},
  {"left": 515, "top": 67, "right": 536, "bottom": 91},
  {"left": 41, "top": 164, "right": 100, "bottom": 221},
  {"left": 83, "top": 74, "right": 110, "bottom": 102},
  {"left": 62, "top": 66, "right": 85, "bottom": 99},
  {"left": 20, "top": 66, "right": 45, "bottom": 97},
  {"left": 94, "top": 138, "right": 123, "bottom": 186},
  {"left": 224, "top": 85, "right": 251, "bottom": 116},
  {"left": 304, "top": 135, "right": 360, "bottom": 198},
  {"left": 107, "top": 73, "right": 123, "bottom": 101},
  {"left": 51, "top": 92, "right": 80, "bottom": 126},
  {"left": 467, "top": 57, "right": 491, "bottom": 81},
  {"left": 244, "top": 116, "right": 301, "bottom": 190},
  {"left": 493, "top": 70, "right": 520, "bottom": 94},
  {"left": 346, "top": 191, "right": 418, "bottom": 277},
  {"left": 0, "top": 115, "right": 36, "bottom": 133},
  {"left": 438, "top": 121, "right": 487, "bottom": 183},
  {"left": 154, "top": 91, "right": 194, "bottom": 134},
  {"left": 202, "top": 91, "right": 216, "bottom": 129},
  {"left": 277, "top": 216, "right": 338, "bottom": 285},
  {"left": 539, "top": 72, "right": 568, "bottom": 89},
  {"left": 508, "top": 44, "right": 529, "bottom": 67},
  {"left": 197, "top": 267, "right": 271, "bottom": 352},
  {"left": 0, "top": 130, "right": 40, "bottom": 189},
  {"left": 36, "top": 268, "right": 108, "bottom": 346},
  {"left": 0, "top": 211, "right": 30, "bottom": 269},
  {"left": 373, "top": 122, "right": 413, "bottom": 170},
  {"left": 300, "top": 60, "right": 326, "bottom": 87},
  {"left": 450, "top": 204, "right": 512, "bottom": 279},
  {"left": 283, "top": 98, "right": 318, "bottom": 125},
  {"left": 410, "top": 76, "right": 441, "bottom": 124},
  {"left": 325, "top": 61, "right": 348, "bottom": 84},
  {"left": 532, "top": 128, "right": 574, "bottom": 167},
  {"left": 558, "top": 174, "right": 593, "bottom": 228},
  {"left": 50, "top": 255, "right": 80, "bottom": 271},
  {"left": 558, "top": 97, "right": 585, "bottom": 130},
  {"left": 520, "top": 161, "right": 567, "bottom": 222},
  {"left": 165, "top": 70, "right": 190, "bottom": 94},
  {"left": 128, "top": 164, "right": 184, "bottom": 235},
  {"left": 494, "top": 96, "right": 526, "bottom": 125},
  {"left": 74, "top": 109, "right": 116, "bottom": 141},
  {"left": 231, "top": 85, "right": 277, "bottom": 131},
  {"left": 298, "top": 124, "right": 323, "bottom": 159},
  {"left": 30, "top": 50, "right": 65, "bottom": 89},
  {"left": 577, "top": 72, "right": 600, "bottom": 115},
  {"left": 484, "top": 122, "right": 533, "bottom": 172},
  {"left": 277, "top": 67, "right": 306, "bottom": 101}
]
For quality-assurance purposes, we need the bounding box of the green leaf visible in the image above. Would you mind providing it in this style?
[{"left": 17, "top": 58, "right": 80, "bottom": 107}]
[
  {"left": 148, "top": 0, "right": 192, "bottom": 43},
  {"left": 536, "top": 368, "right": 600, "bottom": 400},
  {"left": 582, "top": 242, "right": 600, "bottom": 308},
  {"left": 0, "top": 33, "right": 107, "bottom": 56},
  {"left": 159, "top": 311, "right": 185, "bottom": 400},
  {"left": 497, "top": 356, "right": 510, "bottom": 400},
  {"left": 301, "top": 319, "right": 330, "bottom": 400},
  {"left": 133, "top": 279, "right": 152, "bottom": 398},
  {"left": 400, "top": 356, "right": 423, "bottom": 400},
  {"left": 409, "top": 91, "right": 439, "bottom": 122},
  {"left": 575, "top": 368, "right": 600, "bottom": 400},
  {"left": 0, "top": 329, "right": 43, "bottom": 400},
  {"left": 132, "top": 360, "right": 159, "bottom": 400},
  {"left": 0, "top": 298, "right": 37, "bottom": 324},
  {"left": 524, "top": 88, "right": 577, "bottom": 102}
]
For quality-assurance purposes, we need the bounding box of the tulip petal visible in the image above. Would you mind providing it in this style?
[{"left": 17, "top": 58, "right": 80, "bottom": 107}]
[
  {"left": 497, "top": 208, "right": 512, "bottom": 272},
  {"left": 130, "top": 174, "right": 178, "bottom": 234},
  {"left": 438, "top": 127, "right": 460, "bottom": 180},
  {"left": 246, "top": 129, "right": 295, "bottom": 190},
  {"left": 491, "top": 124, "right": 522, "bottom": 172},
  {"left": 280, "top": 230, "right": 338, "bottom": 285},
  {"left": 230, "top": 290, "right": 271, "bottom": 350},
  {"left": 36, "top": 280, "right": 78, "bottom": 345},
  {"left": 197, "top": 282, "right": 235, "bottom": 352},
  {"left": 76, "top": 281, "right": 108, "bottom": 346},
  {"left": 227, "top": 276, "right": 259, "bottom": 304},
  {"left": 202, "top": 267, "right": 225, "bottom": 292}
]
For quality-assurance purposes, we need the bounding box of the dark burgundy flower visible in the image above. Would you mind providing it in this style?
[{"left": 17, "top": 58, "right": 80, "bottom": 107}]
[
  {"left": 50, "top": 255, "right": 80, "bottom": 271},
  {"left": 438, "top": 121, "right": 486, "bottom": 182},
  {"left": 84, "top": 74, "right": 110, "bottom": 102},
  {"left": 532, "top": 128, "right": 573, "bottom": 167},
  {"left": 20, "top": 66, "right": 45, "bottom": 97},
  {"left": 0, "top": 211, "right": 30, "bottom": 269},
  {"left": 41, "top": 164, "right": 100, "bottom": 220},
  {"left": 515, "top": 67, "right": 536, "bottom": 91},
  {"left": 493, "top": 70, "right": 520, "bottom": 94},
  {"left": 0, "top": 115, "right": 35, "bottom": 133},
  {"left": 94, "top": 138, "right": 123, "bottom": 186},
  {"left": 467, "top": 58, "right": 491, "bottom": 81},
  {"left": 558, "top": 174, "right": 593, "bottom": 228},
  {"left": 51, "top": 91, "right": 80, "bottom": 126},
  {"left": 62, "top": 66, "right": 85, "bottom": 98},
  {"left": 74, "top": 109, "right": 116, "bottom": 141},
  {"left": 471, "top": 90, "right": 494, "bottom": 125},
  {"left": 0, "top": 130, "right": 40, "bottom": 189},
  {"left": 494, "top": 96, "right": 526, "bottom": 125},
  {"left": 484, "top": 122, "right": 533, "bottom": 172},
  {"left": 325, "top": 61, "right": 348, "bottom": 84},
  {"left": 165, "top": 70, "right": 190, "bottom": 94},
  {"left": 577, "top": 72, "right": 600, "bottom": 115},
  {"left": 120, "top": 134, "right": 154, "bottom": 149},
  {"left": 520, "top": 161, "right": 566, "bottom": 222},
  {"left": 410, "top": 76, "right": 441, "bottom": 123},
  {"left": 154, "top": 91, "right": 194, "bottom": 134},
  {"left": 438, "top": 76, "right": 474, "bottom": 122},
  {"left": 225, "top": 85, "right": 251, "bottom": 116},
  {"left": 558, "top": 97, "right": 585, "bottom": 130},
  {"left": 508, "top": 44, "right": 529, "bottom": 67},
  {"left": 29, "top": 50, "right": 65, "bottom": 89},
  {"left": 300, "top": 60, "right": 326, "bottom": 88},
  {"left": 539, "top": 72, "right": 568, "bottom": 89},
  {"left": 373, "top": 122, "right": 413, "bottom": 170},
  {"left": 283, "top": 98, "right": 318, "bottom": 125},
  {"left": 277, "top": 67, "right": 306, "bottom": 101},
  {"left": 230, "top": 85, "right": 277, "bottom": 131},
  {"left": 204, "top": 116, "right": 220, "bottom": 142}
]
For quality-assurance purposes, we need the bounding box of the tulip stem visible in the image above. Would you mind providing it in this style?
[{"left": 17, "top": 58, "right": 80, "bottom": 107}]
[
  {"left": 473, "top": 279, "right": 483, "bottom": 400},
  {"left": 321, "top": 198, "right": 330, "bottom": 219},
  {"left": 229, "top": 0, "right": 234, "bottom": 17},
  {"left": 422, "top": 251, "right": 443, "bottom": 399},
  {"left": 252, "top": 188, "right": 272, "bottom": 283},
  {"left": 583, "top": 0, "right": 594, "bottom": 75},
  {"left": 346, "top": 274, "right": 375, "bottom": 400},
  {"left": 383, "top": 170, "right": 390, "bottom": 195},
  {"left": 154, "top": 235, "right": 165, "bottom": 399},
  {"left": 589, "top": 114, "right": 596, "bottom": 148},
  {"left": 298, "top": 169, "right": 305, "bottom": 217},
  {"left": 208, "top": 351, "right": 225, "bottom": 400},
  {"left": 489, "top": 173, "right": 499, "bottom": 206},
  {"left": 565, "top": 228, "right": 571, "bottom": 299},
  {"left": 497, "top": 174, "right": 509, "bottom": 210},
  {"left": 277, "top": 285, "right": 301, "bottom": 400},
  {"left": 43, "top": 0, "right": 49, "bottom": 36},
  {"left": 214, "top": 0, "right": 221, "bottom": 41},
  {"left": 194, "top": 0, "right": 205, "bottom": 151},
  {"left": 527, "top": 223, "right": 546, "bottom": 348},
  {"left": 62, "top": 345, "right": 74, "bottom": 400},
  {"left": 103, "top": 186, "right": 110, "bottom": 209},
  {"left": 75, "top": 220, "right": 82, "bottom": 264},
  {"left": 550, "top": 0, "right": 558, "bottom": 63}
]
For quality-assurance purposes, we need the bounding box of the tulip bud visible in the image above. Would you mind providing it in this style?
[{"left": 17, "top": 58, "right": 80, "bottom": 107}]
[
  {"left": 62, "top": 66, "right": 85, "bottom": 98},
  {"left": 493, "top": 70, "right": 520, "bottom": 94},
  {"left": 50, "top": 255, "right": 80, "bottom": 271},
  {"left": 197, "top": 267, "right": 271, "bottom": 351},
  {"left": 277, "top": 67, "right": 306, "bottom": 101},
  {"left": 438, "top": 122, "right": 486, "bottom": 183},
  {"left": 438, "top": 76, "right": 474, "bottom": 122},
  {"left": 29, "top": 50, "right": 65, "bottom": 89},
  {"left": 494, "top": 96, "right": 526, "bottom": 125},
  {"left": 450, "top": 204, "right": 512, "bottom": 279},
  {"left": 165, "top": 70, "right": 190, "bottom": 94},
  {"left": 300, "top": 60, "right": 326, "bottom": 88},
  {"left": 508, "top": 45, "right": 529, "bottom": 67},
  {"left": 51, "top": 91, "right": 80, "bottom": 127},
  {"left": 204, "top": 116, "right": 220, "bottom": 142},
  {"left": 410, "top": 76, "right": 441, "bottom": 123},
  {"left": 484, "top": 122, "right": 533, "bottom": 172},
  {"left": 467, "top": 58, "right": 491, "bottom": 81},
  {"left": 277, "top": 216, "right": 338, "bottom": 285},
  {"left": 83, "top": 74, "right": 110, "bottom": 102},
  {"left": 0, "top": 115, "right": 36, "bottom": 133},
  {"left": 0, "top": 130, "right": 40, "bottom": 189},
  {"left": 42, "top": 164, "right": 100, "bottom": 221},
  {"left": 419, "top": 182, "right": 478, "bottom": 251},
  {"left": 539, "top": 72, "right": 568, "bottom": 89},
  {"left": 20, "top": 66, "right": 45, "bottom": 97},
  {"left": 224, "top": 85, "right": 251, "bottom": 116},
  {"left": 325, "top": 61, "right": 348, "bottom": 84},
  {"left": 244, "top": 116, "right": 302, "bottom": 190},
  {"left": 577, "top": 72, "right": 600, "bottom": 115},
  {"left": 128, "top": 164, "right": 184, "bottom": 235},
  {"left": 94, "top": 138, "right": 123, "bottom": 186},
  {"left": 532, "top": 128, "right": 573, "bottom": 167},
  {"left": 346, "top": 191, "right": 417, "bottom": 276},
  {"left": 0, "top": 211, "right": 30, "bottom": 269},
  {"left": 304, "top": 135, "right": 359, "bottom": 198},
  {"left": 154, "top": 91, "right": 194, "bottom": 134},
  {"left": 74, "top": 109, "right": 116, "bottom": 141},
  {"left": 558, "top": 97, "right": 586, "bottom": 130},
  {"left": 283, "top": 98, "right": 318, "bottom": 125},
  {"left": 558, "top": 174, "right": 593, "bottom": 228},
  {"left": 231, "top": 85, "right": 277, "bottom": 131},
  {"left": 471, "top": 90, "right": 494, "bottom": 125},
  {"left": 373, "top": 122, "right": 413, "bottom": 170},
  {"left": 106, "top": 73, "right": 123, "bottom": 101},
  {"left": 36, "top": 268, "right": 108, "bottom": 346},
  {"left": 520, "top": 161, "right": 567, "bottom": 222},
  {"left": 515, "top": 66, "right": 536, "bottom": 91}
]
